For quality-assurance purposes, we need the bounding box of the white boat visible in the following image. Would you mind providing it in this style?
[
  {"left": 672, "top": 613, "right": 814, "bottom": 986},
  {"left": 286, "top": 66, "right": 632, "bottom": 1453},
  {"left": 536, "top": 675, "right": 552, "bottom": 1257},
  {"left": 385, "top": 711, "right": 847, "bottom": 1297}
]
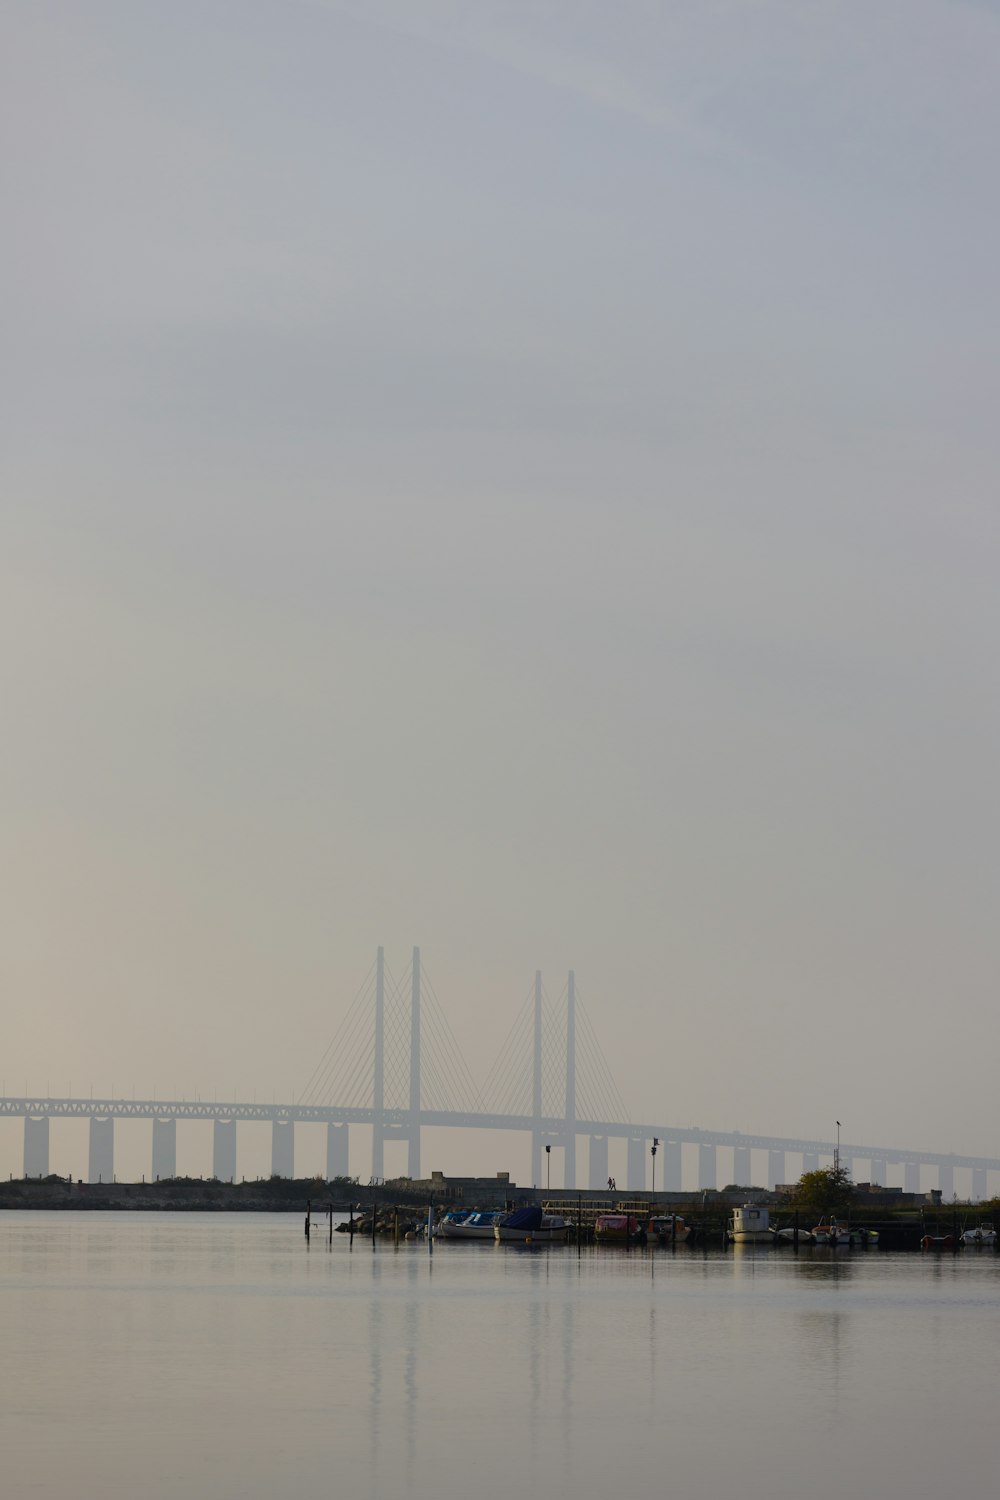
[
  {"left": 961, "top": 1225, "right": 997, "bottom": 1246},
  {"left": 728, "top": 1204, "right": 773, "bottom": 1243},
  {"left": 435, "top": 1209, "right": 503, "bottom": 1240},
  {"left": 775, "top": 1225, "right": 813, "bottom": 1244},
  {"left": 494, "top": 1205, "right": 569, "bottom": 1243},
  {"left": 812, "top": 1219, "right": 851, "bottom": 1246}
]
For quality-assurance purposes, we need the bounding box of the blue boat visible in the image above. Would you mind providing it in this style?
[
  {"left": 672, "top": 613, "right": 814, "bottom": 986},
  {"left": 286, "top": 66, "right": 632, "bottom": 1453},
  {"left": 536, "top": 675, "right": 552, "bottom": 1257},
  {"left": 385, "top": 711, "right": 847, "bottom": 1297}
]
[
  {"left": 494, "top": 1205, "right": 568, "bottom": 1243},
  {"left": 435, "top": 1209, "right": 503, "bottom": 1241}
]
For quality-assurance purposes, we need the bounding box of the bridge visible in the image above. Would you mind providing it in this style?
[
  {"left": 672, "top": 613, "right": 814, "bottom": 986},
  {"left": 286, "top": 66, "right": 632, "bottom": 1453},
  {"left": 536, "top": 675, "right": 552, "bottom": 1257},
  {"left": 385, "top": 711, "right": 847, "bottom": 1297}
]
[{"left": 5, "top": 948, "right": 998, "bottom": 1198}]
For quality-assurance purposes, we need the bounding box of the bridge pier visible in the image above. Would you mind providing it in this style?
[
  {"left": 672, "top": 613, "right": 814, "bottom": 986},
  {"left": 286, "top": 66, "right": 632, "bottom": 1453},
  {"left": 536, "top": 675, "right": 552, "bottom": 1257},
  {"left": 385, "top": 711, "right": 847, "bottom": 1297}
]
[
  {"left": 23, "top": 1115, "right": 50, "bottom": 1178},
  {"left": 213, "top": 1120, "right": 237, "bottom": 1182},
  {"left": 767, "top": 1150, "right": 784, "bottom": 1191},
  {"left": 870, "top": 1158, "right": 887, "bottom": 1186},
  {"left": 840, "top": 1155, "right": 854, "bottom": 1180},
  {"left": 271, "top": 1120, "right": 294, "bottom": 1179},
  {"left": 802, "top": 1152, "right": 819, "bottom": 1174},
  {"left": 327, "top": 1123, "right": 349, "bottom": 1180},
  {"left": 732, "top": 1144, "right": 751, "bottom": 1187},
  {"left": 662, "top": 1139, "right": 682, "bottom": 1191},
  {"left": 972, "top": 1167, "right": 987, "bottom": 1201},
  {"left": 589, "top": 1136, "right": 608, "bottom": 1190},
  {"left": 698, "top": 1143, "right": 716, "bottom": 1191},
  {"left": 627, "top": 1136, "right": 645, "bottom": 1191},
  {"left": 152, "top": 1118, "right": 176, "bottom": 1180},
  {"left": 88, "top": 1117, "right": 114, "bottom": 1183},
  {"left": 904, "top": 1162, "right": 921, "bottom": 1194},
  {"left": 938, "top": 1164, "right": 954, "bottom": 1199}
]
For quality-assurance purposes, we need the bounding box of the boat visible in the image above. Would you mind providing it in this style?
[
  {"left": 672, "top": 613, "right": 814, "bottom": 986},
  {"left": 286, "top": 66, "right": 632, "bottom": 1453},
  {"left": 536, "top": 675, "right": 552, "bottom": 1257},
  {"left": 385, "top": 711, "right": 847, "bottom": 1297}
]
[
  {"left": 774, "top": 1225, "right": 813, "bottom": 1245},
  {"left": 494, "top": 1205, "right": 568, "bottom": 1243},
  {"left": 850, "top": 1227, "right": 879, "bottom": 1247},
  {"left": 728, "top": 1203, "right": 773, "bottom": 1243},
  {"left": 922, "top": 1233, "right": 956, "bottom": 1250},
  {"left": 961, "top": 1225, "right": 997, "bottom": 1246},
  {"left": 594, "top": 1213, "right": 640, "bottom": 1244},
  {"left": 812, "top": 1220, "right": 851, "bottom": 1246},
  {"left": 648, "top": 1214, "right": 690, "bottom": 1245},
  {"left": 435, "top": 1209, "right": 503, "bottom": 1241}
]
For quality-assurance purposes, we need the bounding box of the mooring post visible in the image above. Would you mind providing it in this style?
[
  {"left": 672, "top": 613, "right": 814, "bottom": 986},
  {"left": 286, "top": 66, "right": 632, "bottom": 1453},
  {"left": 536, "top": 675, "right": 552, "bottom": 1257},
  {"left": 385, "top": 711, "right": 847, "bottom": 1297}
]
[{"left": 428, "top": 1198, "right": 435, "bottom": 1256}]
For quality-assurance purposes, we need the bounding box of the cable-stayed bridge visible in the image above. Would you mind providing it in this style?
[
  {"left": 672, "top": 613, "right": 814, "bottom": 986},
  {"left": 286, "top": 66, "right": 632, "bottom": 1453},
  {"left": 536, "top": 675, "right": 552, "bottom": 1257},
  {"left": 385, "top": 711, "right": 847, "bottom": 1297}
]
[{"left": 4, "top": 948, "right": 999, "bottom": 1198}]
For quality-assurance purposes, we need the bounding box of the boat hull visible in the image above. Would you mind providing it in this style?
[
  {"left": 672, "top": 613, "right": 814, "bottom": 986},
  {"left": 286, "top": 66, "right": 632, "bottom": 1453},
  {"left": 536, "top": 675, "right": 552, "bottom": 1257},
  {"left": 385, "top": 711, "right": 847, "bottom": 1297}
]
[{"left": 436, "top": 1217, "right": 500, "bottom": 1240}]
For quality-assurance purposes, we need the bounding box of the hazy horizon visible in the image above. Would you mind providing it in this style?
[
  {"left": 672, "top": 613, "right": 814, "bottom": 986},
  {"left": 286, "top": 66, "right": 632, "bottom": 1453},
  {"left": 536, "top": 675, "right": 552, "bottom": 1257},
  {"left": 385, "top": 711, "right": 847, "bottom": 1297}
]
[{"left": 3, "top": 2, "right": 999, "bottom": 1185}]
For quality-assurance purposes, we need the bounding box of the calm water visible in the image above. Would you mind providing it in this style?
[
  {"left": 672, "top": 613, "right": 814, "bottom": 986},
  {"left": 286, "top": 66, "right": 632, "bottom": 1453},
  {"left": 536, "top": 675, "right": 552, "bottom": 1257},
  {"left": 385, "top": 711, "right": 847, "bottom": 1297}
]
[{"left": 2, "top": 1211, "right": 997, "bottom": 1499}]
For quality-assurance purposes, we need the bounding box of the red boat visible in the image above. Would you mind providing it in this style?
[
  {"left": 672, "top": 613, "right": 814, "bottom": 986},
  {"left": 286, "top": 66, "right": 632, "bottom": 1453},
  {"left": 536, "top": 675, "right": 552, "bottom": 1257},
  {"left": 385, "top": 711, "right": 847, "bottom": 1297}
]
[{"left": 921, "top": 1233, "right": 955, "bottom": 1250}]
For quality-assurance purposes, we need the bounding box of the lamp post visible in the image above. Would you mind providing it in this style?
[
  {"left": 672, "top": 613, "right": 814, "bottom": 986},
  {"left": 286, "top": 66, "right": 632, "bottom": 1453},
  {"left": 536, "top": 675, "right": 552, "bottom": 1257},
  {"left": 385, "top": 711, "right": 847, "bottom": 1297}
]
[
  {"left": 651, "top": 1138, "right": 659, "bottom": 1197},
  {"left": 835, "top": 1121, "right": 841, "bottom": 1176},
  {"left": 545, "top": 1143, "right": 551, "bottom": 1192}
]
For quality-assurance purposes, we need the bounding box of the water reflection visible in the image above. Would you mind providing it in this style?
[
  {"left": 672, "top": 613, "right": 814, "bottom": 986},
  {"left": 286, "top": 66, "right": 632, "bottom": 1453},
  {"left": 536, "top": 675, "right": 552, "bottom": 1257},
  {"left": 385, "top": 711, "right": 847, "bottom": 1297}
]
[{"left": 6, "top": 1217, "right": 1000, "bottom": 1500}]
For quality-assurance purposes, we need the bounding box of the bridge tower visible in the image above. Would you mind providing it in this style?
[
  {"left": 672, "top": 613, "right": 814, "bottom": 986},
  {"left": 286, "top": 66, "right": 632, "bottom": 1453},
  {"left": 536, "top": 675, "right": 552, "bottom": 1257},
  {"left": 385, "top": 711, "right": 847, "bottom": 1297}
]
[
  {"left": 564, "top": 970, "right": 577, "bottom": 1189},
  {"left": 372, "top": 945, "right": 385, "bottom": 1181},
  {"left": 408, "top": 946, "right": 421, "bottom": 1179},
  {"left": 531, "top": 971, "right": 543, "bottom": 1187}
]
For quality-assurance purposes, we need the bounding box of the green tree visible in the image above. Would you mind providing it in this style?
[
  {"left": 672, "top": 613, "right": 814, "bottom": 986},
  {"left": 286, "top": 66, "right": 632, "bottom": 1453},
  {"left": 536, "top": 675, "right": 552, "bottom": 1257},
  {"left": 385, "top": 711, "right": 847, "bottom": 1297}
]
[{"left": 792, "top": 1166, "right": 855, "bottom": 1220}]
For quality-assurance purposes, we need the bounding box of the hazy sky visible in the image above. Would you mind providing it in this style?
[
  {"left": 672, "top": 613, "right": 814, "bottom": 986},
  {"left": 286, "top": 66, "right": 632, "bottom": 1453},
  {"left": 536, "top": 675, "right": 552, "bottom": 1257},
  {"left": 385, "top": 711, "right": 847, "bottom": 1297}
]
[{"left": 3, "top": 1, "right": 999, "bottom": 1185}]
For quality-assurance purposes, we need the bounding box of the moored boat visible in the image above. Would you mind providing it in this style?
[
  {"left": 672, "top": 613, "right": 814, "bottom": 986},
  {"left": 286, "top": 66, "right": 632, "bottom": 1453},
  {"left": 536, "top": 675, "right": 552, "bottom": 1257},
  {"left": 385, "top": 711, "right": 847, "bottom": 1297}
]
[
  {"left": 436, "top": 1209, "right": 503, "bottom": 1241},
  {"left": 922, "top": 1233, "right": 956, "bottom": 1250},
  {"left": 728, "top": 1203, "right": 773, "bottom": 1243},
  {"left": 494, "top": 1205, "right": 568, "bottom": 1243},
  {"left": 594, "top": 1213, "right": 639, "bottom": 1244},
  {"left": 648, "top": 1214, "right": 690, "bottom": 1245},
  {"left": 774, "top": 1225, "right": 813, "bottom": 1245},
  {"left": 961, "top": 1225, "right": 997, "bottom": 1246},
  {"left": 812, "top": 1219, "right": 851, "bottom": 1246}
]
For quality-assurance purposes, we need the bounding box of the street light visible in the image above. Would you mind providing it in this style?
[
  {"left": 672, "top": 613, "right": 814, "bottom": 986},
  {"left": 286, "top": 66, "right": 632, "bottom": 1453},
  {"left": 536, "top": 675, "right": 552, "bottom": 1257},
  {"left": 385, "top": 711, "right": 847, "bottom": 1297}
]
[
  {"left": 835, "top": 1121, "right": 841, "bottom": 1175},
  {"left": 651, "top": 1138, "right": 659, "bottom": 1197},
  {"left": 545, "top": 1143, "right": 551, "bottom": 1191}
]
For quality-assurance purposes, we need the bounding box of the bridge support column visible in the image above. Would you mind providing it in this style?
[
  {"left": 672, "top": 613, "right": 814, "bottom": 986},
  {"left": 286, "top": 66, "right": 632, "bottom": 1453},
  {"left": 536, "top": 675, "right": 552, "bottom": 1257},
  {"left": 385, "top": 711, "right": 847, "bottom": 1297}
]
[
  {"left": 663, "top": 1140, "right": 682, "bottom": 1191},
  {"left": 152, "top": 1118, "right": 176, "bottom": 1180},
  {"left": 23, "top": 1115, "right": 50, "bottom": 1178},
  {"left": 327, "top": 1124, "right": 349, "bottom": 1180},
  {"left": 271, "top": 1120, "right": 294, "bottom": 1179},
  {"left": 870, "top": 1158, "right": 887, "bottom": 1186},
  {"left": 698, "top": 1143, "right": 717, "bottom": 1191},
  {"left": 839, "top": 1155, "right": 854, "bottom": 1181},
  {"left": 972, "top": 1167, "right": 987, "bottom": 1201},
  {"left": 589, "top": 1136, "right": 608, "bottom": 1190},
  {"left": 938, "top": 1164, "right": 954, "bottom": 1199},
  {"left": 213, "top": 1120, "right": 237, "bottom": 1182},
  {"left": 88, "top": 1117, "right": 114, "bottom": 1183},
  {"left": 733, "top": 1144, "right": 751, "bottom": 1187},
  {"left": 904, "top": 1162, "right": 921, "bottom": 1194},
  {"left": 627, "top": 1137, "right": 645, "bottom": 1191},
  {"left": 802, "top": 1153, "right": 819, "bottom": 1174},
  {"left": 767, "top": 1150, "right": 785, "bottom": 1191}
]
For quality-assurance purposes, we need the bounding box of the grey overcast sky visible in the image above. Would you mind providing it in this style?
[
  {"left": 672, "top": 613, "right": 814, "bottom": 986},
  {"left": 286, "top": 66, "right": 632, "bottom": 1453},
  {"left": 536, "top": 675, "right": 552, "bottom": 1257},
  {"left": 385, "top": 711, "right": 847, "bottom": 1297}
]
[{"left": 2, "top": 1, "right": 999, "bottom": 1185}]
